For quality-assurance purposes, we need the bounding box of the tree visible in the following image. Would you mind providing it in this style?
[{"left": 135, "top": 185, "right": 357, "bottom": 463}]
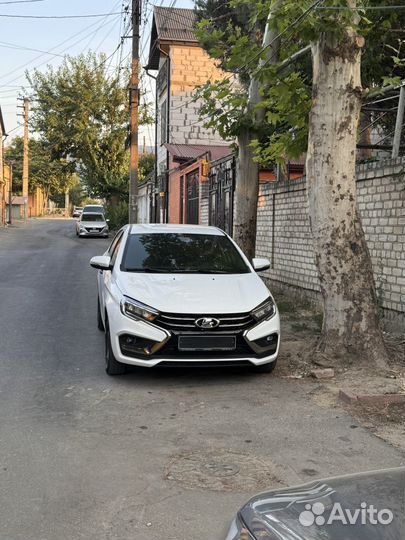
[
  {"left": 195, "top": 0, "right": 311, "bottom": 259},
  {"left": 5, "top": 136, "right": 72, "bottom": 207},
  {"left": 195, "top": 0, "right": 399, "bottom": 366},
  {"left": 195, "top": 0, "right": 405, "bottom": 249},
  {"left": 139, "top": 153, "right": 155, "bottom": 182},
  {"left": 305, "top": 2, "right": 388, "bottom": 366},
  {"left": 27, "top": 52, "right": 152, "bottom": 204}
]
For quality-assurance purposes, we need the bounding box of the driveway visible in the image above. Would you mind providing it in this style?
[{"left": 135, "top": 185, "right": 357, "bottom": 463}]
[{"left": 0, "top": 219, "right": 403, "bottom": 540}]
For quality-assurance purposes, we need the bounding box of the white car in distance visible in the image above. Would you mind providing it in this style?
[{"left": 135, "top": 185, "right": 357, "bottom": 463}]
[
  {"left": 76, "top": 212, "right": 109, "bottom": 238},
  {"left": 90, "top": 224, "right": 280, "bottom": 375}
]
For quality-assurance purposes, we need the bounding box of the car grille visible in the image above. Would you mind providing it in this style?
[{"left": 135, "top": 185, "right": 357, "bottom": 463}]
[
  {"left": 154, "top": 312, "right": 255, "bottom": 333},
  {"left": 85, "top": 227, "right": 103, "bottom": 232}
]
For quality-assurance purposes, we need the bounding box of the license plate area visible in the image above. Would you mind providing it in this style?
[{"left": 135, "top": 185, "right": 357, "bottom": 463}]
[{"left": 178, "top": 335, "right": 236, "bottom": 352}]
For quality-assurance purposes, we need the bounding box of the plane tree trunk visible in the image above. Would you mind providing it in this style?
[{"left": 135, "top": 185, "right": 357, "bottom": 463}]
[
  {"left": 234, "top": 129, "right": 259, "bottom": 261},
  {"left": 233, "top": 2, "right": 281, "bottom": 261},
  {"left": 306, "top": 23, "right": 388, "bottom": 368}
]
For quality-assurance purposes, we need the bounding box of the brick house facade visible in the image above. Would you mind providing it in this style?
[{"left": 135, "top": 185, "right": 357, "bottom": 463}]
[{"left": 144, "top": 7, "right": 229, "bottom": 222}]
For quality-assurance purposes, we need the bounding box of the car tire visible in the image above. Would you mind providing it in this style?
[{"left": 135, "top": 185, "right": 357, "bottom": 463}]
[
  {"left": 97, "top": 297, "right": 104, "bottom": 331},
  {"left": 105, "top": 320, "right": 126, "bottom": 376},
  {"left": 254, "top": 358, "right": 277, "bottom": 374}
]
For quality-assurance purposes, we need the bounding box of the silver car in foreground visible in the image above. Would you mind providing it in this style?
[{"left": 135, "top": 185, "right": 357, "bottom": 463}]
[
  {"left": 225, "top": 467, "right": 404, "bottom": 540},
  {"left": 76, "top": 212, "right": 109, "bottom": 238}
]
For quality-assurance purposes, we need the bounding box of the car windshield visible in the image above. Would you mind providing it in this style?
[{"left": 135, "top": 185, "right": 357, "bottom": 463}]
[
  {"left": 84, "top": 206, "right": 103, "bottom": 212},
  {"left": 81, "top": 213, "right": 104, "bottom": 222},
  {"left": 122, "top": 233, "right": 250, "bottom": 274}
]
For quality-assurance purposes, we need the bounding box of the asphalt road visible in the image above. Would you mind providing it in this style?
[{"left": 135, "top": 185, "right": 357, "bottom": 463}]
[{"left": 0, "top": 219, "right": 403, "bottom": 540}]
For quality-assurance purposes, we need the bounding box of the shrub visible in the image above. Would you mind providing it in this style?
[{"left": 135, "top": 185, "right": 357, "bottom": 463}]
[{"left": 106, "top": 201, "right": 128, "bottom": 231}]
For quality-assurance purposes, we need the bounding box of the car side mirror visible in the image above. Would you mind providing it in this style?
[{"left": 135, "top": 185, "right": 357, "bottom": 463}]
[
  {"left": 90, "top": 255, "right": 112, "bottom": 270},
  {"left": 252, "top": 257, "right": 270, "bottom": 272}
]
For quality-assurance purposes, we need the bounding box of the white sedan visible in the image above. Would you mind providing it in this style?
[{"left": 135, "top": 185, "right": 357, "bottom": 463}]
[
  {"left": 76, "top": 212, "right": 109, "bottom": 238},
  {"left": 90, "top": 224, "right": 280, "bottom": 375}
]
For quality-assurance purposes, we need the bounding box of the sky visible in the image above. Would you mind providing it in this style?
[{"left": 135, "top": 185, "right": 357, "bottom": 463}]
[{"left": 0, "top": 0, "right": 193, "bottom": 145}]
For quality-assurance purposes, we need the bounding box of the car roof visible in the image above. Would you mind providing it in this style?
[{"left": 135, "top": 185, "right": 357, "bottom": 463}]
[
  {"left": 81, "top": 212, "right": 104, "bottom": 217},
  {"left": 129, "top": 224, "right": 225, "bottom": 236}
]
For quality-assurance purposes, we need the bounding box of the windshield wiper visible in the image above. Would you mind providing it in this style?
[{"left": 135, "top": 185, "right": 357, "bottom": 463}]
[
  {"left": 173, "top": 269, "right": 231, "bottom": 274},
  {"left": 124, "top": 267, "right": 170, "bottom": 273}
]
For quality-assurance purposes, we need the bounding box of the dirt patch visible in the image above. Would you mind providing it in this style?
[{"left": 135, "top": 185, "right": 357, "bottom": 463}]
[
  {"left": 275, "top": 293, "right": 404, "bottom": 450},
  {"left": 347, "top": 400, "right": 405, "bottom": 450},
  {"left": 165, "top": 449, "right": 283, "bottom": 492}
]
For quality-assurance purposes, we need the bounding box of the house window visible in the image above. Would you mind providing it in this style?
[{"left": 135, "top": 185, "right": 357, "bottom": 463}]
[{"left": 160, "top": 100, "right": 167, "bottom": 144}]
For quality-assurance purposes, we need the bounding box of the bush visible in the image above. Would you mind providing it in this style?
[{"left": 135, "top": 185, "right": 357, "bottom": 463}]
[{"left": 106, "top": 201, "right": 128, "bottom": 231}]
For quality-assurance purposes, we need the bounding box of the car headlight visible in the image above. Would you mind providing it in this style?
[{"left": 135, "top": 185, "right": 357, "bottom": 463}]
[
  {"left": 251, "top": 297, "right": 275, "bottom": 321},
  {"left": 120, "top": 296, "right": 159, "bottom": 322},
  {"left": 225, "top": 515, "right": 255, "bottom": 540}
]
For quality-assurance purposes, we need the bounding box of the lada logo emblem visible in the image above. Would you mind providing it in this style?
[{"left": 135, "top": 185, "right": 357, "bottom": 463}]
[{"left": 195, "top": 317, "right": 220, "bottom": 329}]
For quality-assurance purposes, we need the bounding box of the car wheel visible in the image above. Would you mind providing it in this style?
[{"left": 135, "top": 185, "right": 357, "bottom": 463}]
[
  {"left": 105, "top": 320, "right": 126, "bottom": 376},
  {"left": 97, "top": 297, "right": 104, "bottom": 331},
  {"left": 254, "top": 358, "right": 277, "bottom": 374}
]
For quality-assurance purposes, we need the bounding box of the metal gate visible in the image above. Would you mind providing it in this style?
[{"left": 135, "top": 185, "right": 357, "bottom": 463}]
[
  {"left": 186, "top": 169, "right": 199, "bottom": 224},
  {"left": 208, "top": 158, "right": 234, "bottom": 235}
]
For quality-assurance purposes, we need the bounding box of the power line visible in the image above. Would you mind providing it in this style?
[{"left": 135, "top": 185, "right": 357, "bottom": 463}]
[
  {"left": 81, "top": 1, "right": 122, "bottom": 52},
  {"left": 0, "top": 14, "right": 122, "bottom": 88},
  {"left": 169, "top": 0, "right": 325, "bottom": 115},
  {"left": 0, "top": 11, "right": 124, "bottom": 19},
  {"left": 0, "top": 0, "right": 43, "bottom": 3},
  {"left": 0, "top": 40, "right": 66, "bottom": 58}
]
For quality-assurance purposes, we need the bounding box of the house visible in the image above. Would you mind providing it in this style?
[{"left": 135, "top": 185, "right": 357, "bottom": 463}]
[
  {"left": 144, "top": 6, "right": 230, "bottom": 223},
  {"left": 141, "top": 7, "right": 305, "bottom": 227}
]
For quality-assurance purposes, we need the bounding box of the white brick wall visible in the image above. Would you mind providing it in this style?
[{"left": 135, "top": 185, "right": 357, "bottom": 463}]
[{"left": 255, "top": 157, "right": 405, "bottom": 320}]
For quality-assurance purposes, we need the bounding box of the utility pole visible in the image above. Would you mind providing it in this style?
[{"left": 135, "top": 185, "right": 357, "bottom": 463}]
[
  {"left": 129, "top": 0, "right": 141, "bottom": 223},
  {"left": 22, "top": 99, "right": 29, "bottom": 221},
  {"left": 392, "top": 83, "right": 405, "bottom": 158},
  {"left": 65, "top": 188, "right": 70, "bottom": 218},
  {"left": 8, "top": 162, "right": 13, "bottom": 225}
]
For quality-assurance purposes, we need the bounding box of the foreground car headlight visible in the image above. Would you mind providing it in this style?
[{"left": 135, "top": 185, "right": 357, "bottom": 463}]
[
  {"left": 251, "top": 297, "right": 275, "bottom": 321},
  {"left": 120, "top": 296, "right": 160, "bottom": 322},
  {"left": 225, "top": 515, "right": 255, "bottom": 540}
]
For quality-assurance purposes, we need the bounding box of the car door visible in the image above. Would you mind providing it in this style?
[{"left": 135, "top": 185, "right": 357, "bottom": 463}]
[{"left": 98, "top": 229, "right": 125, "bottom": 317}]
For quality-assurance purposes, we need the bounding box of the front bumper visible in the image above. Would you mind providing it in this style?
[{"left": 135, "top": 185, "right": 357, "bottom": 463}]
[
  {"left": 107, "top": 301, "right": 280, "bottom": 368},
  {"left": 78, "top": 228, "right": 108, "bottom": 237}
]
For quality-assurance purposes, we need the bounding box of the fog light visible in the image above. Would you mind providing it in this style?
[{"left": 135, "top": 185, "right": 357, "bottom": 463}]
[
  {"left": 119, "top": 334, "right": 160, "bottom": 358},
  {"left": 250, "top": 333, "right": 279, "bottom": 353}
]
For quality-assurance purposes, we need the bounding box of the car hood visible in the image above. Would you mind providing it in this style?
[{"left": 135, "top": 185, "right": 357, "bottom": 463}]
[
  {"left": 239, "top": 468, "right": 404, "bottom": 540},
  {"left": 116, "top": 272, "right": 270, "bottom": 314}
]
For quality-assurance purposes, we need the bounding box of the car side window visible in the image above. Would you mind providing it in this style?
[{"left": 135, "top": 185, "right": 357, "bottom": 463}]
[
  {"left": 107, "top": 230, "right": 124, "bottom": 257},
  {"left": 110, "top": 234, "right": 124, "bottom": 269}
]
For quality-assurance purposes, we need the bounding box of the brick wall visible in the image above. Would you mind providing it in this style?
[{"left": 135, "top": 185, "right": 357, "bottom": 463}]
[
  {"left": 255, "top": 157, "right": 405, "bottom": 329},
  {"left": 169, "top": 45, "right": 226, "bottom": 147},
  {"left": 156, "top": 44, "right": 227, "bottom": 173}
]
